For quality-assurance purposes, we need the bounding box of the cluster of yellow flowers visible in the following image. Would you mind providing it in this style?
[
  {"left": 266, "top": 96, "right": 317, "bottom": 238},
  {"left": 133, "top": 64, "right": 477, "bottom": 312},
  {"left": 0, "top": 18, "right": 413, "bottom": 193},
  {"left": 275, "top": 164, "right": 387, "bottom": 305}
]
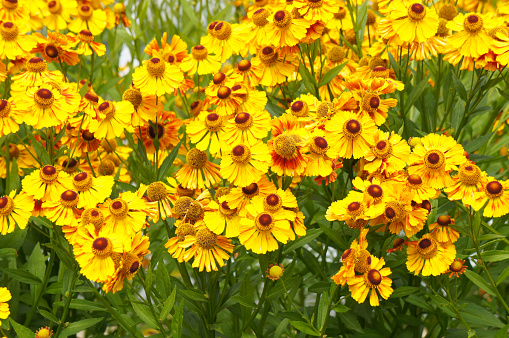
[{"left": 0, "top": 0, "right": 508, "bottom": 314}]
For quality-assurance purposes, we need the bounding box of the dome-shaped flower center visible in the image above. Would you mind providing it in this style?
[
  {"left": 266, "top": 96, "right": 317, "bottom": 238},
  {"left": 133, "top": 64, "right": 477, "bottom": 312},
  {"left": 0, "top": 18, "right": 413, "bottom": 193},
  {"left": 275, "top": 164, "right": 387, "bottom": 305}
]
[
  {"left": 238, "top": 59, "right": 252, "bottom": 72},
  {"left": 121, "top": 254, "right": 141, "bottom": 276},
  {"left": 437, "top": 215, "right": 451, "bottom": 226},
  {"left": 213, "top": 21, "right": 232, "bottom": 40},
  {"left": 219, "top": 200, "right": 237, "bottom": 217},
  {"left": 113, "top": 2, "right": 126, "bottom": 13},
  {"left": 256, "top": 213, "right": 274, "bottom": 232},
  {"left": 98, "top": 101, "right": 116, "bottom": 119},
  {"left": 366, "top": 269, "right": 382, "bottom": 287},
  {"left": 417, "top": 237, "right": 438, "bottom": 259},
  {"left": 384, "top": 201, "right": 405, "bottom": 222},
  {"left": 341, "top": 248, "right": 352, "bottom": 261},
  {"left": 176, "top": 184, "right": 195, "bottom": 198},
  {"left": 190, "top": 100, "right": 203, "bottom": 116},
  {"left": 367, "top": 184, "right": 383, "bottom": 199},
  {"left": 73, "top": 172, "right": 93, "bottom": 191},
  {"left": 231, "top": 144, "right": 251, "bottom": 164},
  {"left": 0, "top": 22, "right": 18, "bottom": 41},
  {"left": 92, "top": 237, "right": 112, "bottom": 256},
  {"left": 392, "top": 237, "right": 405, "bottom": 249},
  {"left": 78, "top": 29, "right": 94, "bottom": 43},
  {"left": 347, "top": 201, "right": 364, "bottom": 218},
  {"left": 343, "top": 119, "right": 362, "bottom": 138},
  {"left": 464, "top": 14, "right": 483, "bottom": 34},
  {"left": 176, "top": 223, "right": 196, "bottom": 241},
  {"left": 408, "top": 3, "right": 426, "bottom": 21},
  {"left": 147, "top": 182, "right": 167, "bottom": 201},
  {"left": 438, "top": 3, "right": 457, "bottom": 21},
  {"left": 458, "top": 164, "right": 481, "bottom": 185},
  {"left": 252, "top": 8, "right": 270, "bottom": 26},
  {"left": 129, "top": 260, "right": 140, "bottom": 273},
  {"left": 372, "top": 140, "right": 392, "bottom": 158},
  {"left": 43, "top": 44, "right": 59, "bottom": 59},
  {"left": 273, "top": 10, "right": 292, "bottom": 28},
  {"left": 327, "top": 46, "right": 346, "bottom": 64},
  {"left": 424, "top": 150, "right": 445, "bottom": 169},
  {"left": 148, "top": 123, "right": 164, "bottom": 139},
  {"left": 174, "top": 196, "right": 194, "bottom": 218},
  {"left": 98, "top": 159, "right": 116, "bottom": 176},
  {"left": 334, "top": 7, "right": 347, "bottom": 19},
  {"left": 354, "top": 250, "right": 371, "bottom": 273},
  {"left": 109, "top": 199, "right": 128, "bottom": 218},
  {"left": 450, "top": 260, "right": 464, "bottom": 272},
  {"left": 421, "top": 200, "right": 432, "bottom": 212},
  {"left": 34, "top": 88, "right": 55, "bottom": 108},
  {"left": 217, "top": 86, "right": 231, "bottom": 100},
  {"left": 82, "top": 208, "right": 104, "bottom": 230},
  {"left": 264, "top": 193, "right": 282, "bottom": 211},
  {"left": 39, "top": 165, "right": 58, "bottom": 183},
  {"left": 196, "top": 228, "right": 217, "bottom": 249},
  {"left": 48, "top": 0, "right": 62, "bottom": 14},
  {"left": 259, "top": 46, "right": 278, "bottom": 65},
  {"left": 234, "top": 112, "right": 253, "bottom": 130},
  {"left": 362, "top": 93, "right": 380, "bottom": 112},
  {"left": 187, "top": 201, "right": 204, "bottom": 220},
  {"left": 268, "top": 265, "right": 284, "bottom": 280},
  {"left": 207, "top": 21, "right": 218, "bottom": 34},
  {"left": 26, "top": 57, "right": 47, "bottom": 73},
  {"left": 186, "top": 148, "right": 208, "bottom": 169},
  {"left": 213, "top": 72, "right": 226, "bottom": 85},
  {"left": 146, "top": 58, "right": 166, "bottom": 77},
  {"left": 486, "top": 181, "right": 503, "bottom": 198},
  {"left": 310, "top": 136, "right": 329, "bottom": 155},
  {"left": 122, "top": 88, "right": 142, "bottom": 109},
  {"left": 290, "top": 100, "right": 309, "bottom": 117},
  {"left": 204, "top": 113, "right": 222, "bottom": 131},
  {"left": 407, "top": 174, "right": 423, "bottom": 186},
  {"left": 78, "top": 5, "right": 93, "bottom": 19},
  {"left": 242, "top": 183, "right": 259, "bottom": 197},
  {"left": 0, "top": 99, "right": 10, "bottom": 118},
  {"left": 191, "top": 45, "right": 208, "bottom": 60},
  {"left": 6, "top": 143, "right": 18, "bottom": 160},
  {"left": 82, "top": 130, "right": 96, "bottom": 142},
  {"left": 60, "top": 190, "right": 79, "bottom": 208},
  {"left": 84, "top": 91, "right": 99, "bottom": 104},
  {"left": 1, "top": 0, "right": 18, "bottom": 10},
  {"left": 273, "top": 134, "right": 298, "bottom": 158},
  {"left": 0, "top": 195, "right": 14, "bottom": 216}
]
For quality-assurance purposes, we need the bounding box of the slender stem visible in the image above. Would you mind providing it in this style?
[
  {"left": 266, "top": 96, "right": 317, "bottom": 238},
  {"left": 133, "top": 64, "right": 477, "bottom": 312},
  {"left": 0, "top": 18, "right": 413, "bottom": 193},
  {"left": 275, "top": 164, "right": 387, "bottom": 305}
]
[{"left": 54, "top": 269, "right": 78, "bottom": 337}]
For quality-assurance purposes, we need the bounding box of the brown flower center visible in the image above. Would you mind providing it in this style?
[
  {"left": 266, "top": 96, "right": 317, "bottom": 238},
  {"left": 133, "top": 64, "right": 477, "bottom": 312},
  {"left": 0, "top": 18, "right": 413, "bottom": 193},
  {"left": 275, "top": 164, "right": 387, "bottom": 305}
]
[
  {"left": 486, "top": 181, "right": 503, "bottom": 198},
  {"left": 417, "top": 237, "right": 438, "bottom": 259},
  {"left": 196, "top": 228, "right": 217, "bottom": 249},
  {"left": 146, "top": 58, "right": 166, "bottom": 77},
  {"left": 256, "top": 213, "right": 274, "bottom": 232},
  {"left": 343, "top": 119, "right": 362, "bottom": 138},
  {"left": 186, "top": 148, "right": 208, "bottom": 169},
  {"left": 424, "top": 150, "right": 445, "bottom": 169}
]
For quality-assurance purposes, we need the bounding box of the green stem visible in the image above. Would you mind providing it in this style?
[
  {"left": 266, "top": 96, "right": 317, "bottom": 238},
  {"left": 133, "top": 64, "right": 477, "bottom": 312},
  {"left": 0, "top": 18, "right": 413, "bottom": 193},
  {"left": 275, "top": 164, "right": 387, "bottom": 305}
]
[{"left": 54, "top": 269, "right": 78, "bottom": 337}]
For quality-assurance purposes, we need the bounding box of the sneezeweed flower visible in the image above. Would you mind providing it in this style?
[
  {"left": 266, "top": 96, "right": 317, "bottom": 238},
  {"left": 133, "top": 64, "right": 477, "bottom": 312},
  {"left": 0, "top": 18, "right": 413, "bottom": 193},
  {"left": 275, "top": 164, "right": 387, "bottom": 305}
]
[
  {"left": 325, "top": 111, "right": 377, "bottom": 159},
  {"left": 0, "top": 21, "right": 36, "bottom": 59},
  {"left": 445, "top": 258, "right": 467, "bottom": 278},
  {"left": 180, "top": 227, "right": 234, "bottom": 272},
  {"left": 135, "top": 110, "right": 182, "bottom": 154},
  {"left": 123, "top": 85, "right": 160, "bottom": 127},
  {"left": 404, "top": 174, "right": 437, "bottom": 203},
  {"left": 175, "top": 148, "right": 221, "bottom": 189},
  {"left": 267, "top": 263, "right": 285, "bottom": 281},
  {"left": 444, "top": 162, "right": 488, "bottom": 205},
  {"left": 251, "top": 45, "right": 298, "bottom": 87},
  {"left": 70, "top": 29, "right": 106, "bottom": 56},
  {"left": 265, "top": 10, "right": 311, "bottom": 49},
  {"left": 406, "top": 233, "right": 456, "bottom": 276},
  {"left": 145, "top": 33, "right": 188, "bottom": 65},
  {"left": 72, "top": 172, "right": 114, "bottom": 209},
  {"left": 43, "top": 190, "right": 81, "bottom": 228},
  {"left": 222, "top": 110, "right": 272, "bottom": 148},
  {"left": 187, "top": 112, "right": 225, "bottom": 155},
  {"left": 203, "top": 21, "right": 248, "bottom": 63},
  {"left": 132, "top": 57, "right": 184, "bottom": 96},
  {"left": 68, "top": 4, "right": 107, "bottom": 36},
  {"left": 348, "top": 256, "right": 393, "bottom": 306},
  {"left": 292, "top": 0, "right": 338, "bottom": 22},
  {"left": 166, "top": 221, "right": 203, "bottom": 262},
  {"left": 74, "top": 224, "right": 125, "bottom": 282},
  {"left": 0, "top": 99, "right": 22, "bottom": 137},
  {"left": 100, "top": 191, "right": 149, "bottom": 236},
  {"left": 103, "top": 232, "right": 150, "bottom": 293},
  {"left": 429, "top": 215, "right": 459, "bottom": 243},
  {"left": 42, "top": 0, "right": 77, "bottom": 31},
  {"left": 387, "top": 237, "right": 409, "bottom": 253},
  {"left": 11, "top": 57, "right": 62, "bottom": 90},
  {"left": 235, "top": 59, "right": 262, "bottom": 87},
  {"left": 146, "top": 181, "right": 174, "bottom": 220},
  {"left": 14, "top": 84, "right": 78, "bottom": 129},
  {"left": 209, "top": 85, "right": 246, "bottom": 116},
  {"left": 35, "top": 326, "right": 53, "bottom": 338},
  {"left": 0, "top": 190, "right": 33, "bottom": 235},
  {"left": 302, "top": 130, "right": 339, "bottom": 177},
  {"left": 472, "top": 179, "right": 509, "bottom": 218},
  {"left": 180, "top": 45, "right": 222, "bottom": 75},
  {"left": 0, "top": 287, "right": 11, "bottom": 325},
  {"left": 326, "top": 191, "right": 371, "bottom": 229},
  {"left": 204, "top": 198, "right": 242, "bottom": 237},
  {"left": 81, "top": 208, "right": 105, "bottom": 233},
  {"left": 22, "top": 165, "right": 72, "bottom": 202},
  {"left": 236, "top": 83, "right": 268, "bottom": 113},
  {"left": 407, "top": 133, "right": 467, "bottom": 189},
  {"left": 364, "top": 130, "right": 410, "bottom": 174},
  {"left": 31, "top": 31, "right": 79, "bottom": 65},
  {"left": 75, "top": 130, "right": 102, "bottom": 156},
  {"left": 332, "top": 229, "right": 369, "bottom": 286},
  {"left": 267, "top": 113, "right": 308, "bottom": 176},
  {"left": 91, "top": 100, "right": 134, "bottom": 139},
  {"left": 224, "top": 176, "right": 277, "bottom": 216},
  {"left": 220, "top": 141, "right": 271, "bottom": 188}
]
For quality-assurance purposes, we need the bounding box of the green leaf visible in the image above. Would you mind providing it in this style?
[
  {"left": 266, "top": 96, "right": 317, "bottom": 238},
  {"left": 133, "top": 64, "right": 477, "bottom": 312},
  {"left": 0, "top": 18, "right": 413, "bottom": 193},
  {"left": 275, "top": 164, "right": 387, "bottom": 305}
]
[
  {"left": 0, "top": 248, "right": 16, "bottom": 259},
  {"left": 495, "top": 323, "right": 509, "bottom": 338},
  {"left": 38, "top": 309, "right": 60, "bottom": 324},
  {"left": 464, "top": 270, "right": 497, "bottom": 297},
  {"left": 476, "top": 250, "right": 509, "bottom": 263},
  {"left": 129, "top": 294, "right": 159, "bottom": 329},
  {"left": 496, "top": 265, "right": 509, "bottom": 285},
  {"left": 171, "top": 301, "right": 184, "bottom": 338},
  {"left": 390, "top": 286, "right": 420, "bottom": 298},
  {"left": 27, "top": 132, "right": 50, "bottom": 164},
  {"left": 10, "top": 318, "right": 34, "bottom": 338},
  {"left": 464, "top": 132, "right": 495, "bottom": 153},
  {"left": 452, "top": 100, "right": 464, "bottom": 134},
  {"left": 405, "top": 77, "right": 428, "bottom": 114},
  {"left": 274, "top": 318, "right": 290, "bottom": 338},
  {"left": 180, "top": 0, "right": 200, "bottom": 28},
  {"left": 179, "top": 288, "right": 208, "bottom": 302},
  {"left": 265, "top": 100, "right": 285, "bottom": 118},
  {"left": 0, "top": 268, "right": 42, "bottom": 285},
  {"left": 452, "top": 72, "right": 467, "bottom": 101},
  {"left": 405, "top": 294, "right": 434, "bottom": 312},
  {"left": 331, "top": 304, "right": 349, "bottom": 313},
  {"left": 308, "top": 282, "right": 331, "bottom": 293},
  {"left": 283, "top": 229, "right": 323, "bottom": 254},
  {"left": 159, "top": 286, "right": 177, "bottom": 321},
  {"left": 298, "top": 62, "right": 317, "bottom": 97},
  {"left": 289, "top": 321, "right": 321, "bottom": 336},
  {"left": 339, "top": 311, "right": 364, "bottom": 333},
  {"left": 317, "top": 291, "right": 329, "bottom": 331},
  {"left": 28, "top": 243, "right": 46, "bottom": 303},
  {"left": 317, "top": 62, "right": 348, "bottom": 87},
  {"left": 460, "top": 303, "right": 504, "bottom": 328},
  {"left": 60, "top": 317, "right": 105, "bottom": 336},
  {"left": 318, "top": 224, "right": 347, "bottom": 249},
  {"left": 158, "top": 139, "right": 182, "bottom": 181},
  {"left": 231, "top": 295, "right": 256, "bottom": 308},
  {"left": 68, "top": 299, "right": 107, "bottom": 312}
]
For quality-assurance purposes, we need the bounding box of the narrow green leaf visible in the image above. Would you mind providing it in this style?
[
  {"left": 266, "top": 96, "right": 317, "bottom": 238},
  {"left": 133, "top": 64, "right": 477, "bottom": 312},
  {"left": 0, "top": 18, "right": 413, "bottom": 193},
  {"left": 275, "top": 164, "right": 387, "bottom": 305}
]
[
  {"left": 67, "top": 299, "right": 107, "bottom": 312},
  {"left": 179, "top": 288, "right": 208, "bottom": 302},
  {"left": 129, "top": 294, "right": 159, "bottom": 329},
  {"left": 318, "top": 224, "right": 348, "bottom": 249},
  {"left": 10, "top": 318, "right": 34, "bottom": 338},
  {"left": 231, "top": 295, "right": 256, "bottom": 308},
  {"left": 452, "top": 100, "right": 464, "bottom": 134},
  {"left": 460, "top": 302, "right": 504, "bottom": 328},
  {"left": 38, "top": 309, "right": 60, "bottom": 324},
  {"left": 390, "top": 286, "right": 420, "bottom": 298},
  {"left": 331, "top": 304, "right": 349, "bottom": 313},
  {"left": 0, "top": 268, "right": 42, "bottom": 285},
  {"left": 405, "top": 78, "right": 428, "bottom": 114},
  {"left": 28, "top": 243, "right": 46, "bottom": 303},
  {"left": 60, "top": 317, "right": 104, "bottom": 336},
  {"left": 158, "top": 139, "right": 182, "bottom": 181},
  {"left": 476, "top": 250, "right": 509, "bottom": 263},
  {"left": 452, "top": 72, "right": 467, "bottom": 101},
  {"left": 495, "top": 324, "right": 509, "bottom": 338},
  {"left": 464, "top": 270, "right": 497, "bottom": 297},
  {"left": 496, "top": 265, "right": 509, "bottom": 285},
  {"left": 180, "top": 0, "right": 200, "bottom": 28},
  {"left": 289, "top": 321, "right": 321, "bottom": 336},
  {"left": 27, "top": 132, "right": 50, "bottom": 164},
  {"left": 159, "top": 286, "right": 177, "bottom": 321},
  {"left": 283, "top": 229, "right": 323, "bottom": 254},
  {"left": 317, "top": 291, "right": 329, "bottom": 330},
  {"left": 317, "top": 61, "right": 347, "bottom": 87},
  {"left": 464, "top": 132, "right": 495, "bottom": 153},
  {"left": 172, "top": 301, "right": 184, "bottom": 338}
]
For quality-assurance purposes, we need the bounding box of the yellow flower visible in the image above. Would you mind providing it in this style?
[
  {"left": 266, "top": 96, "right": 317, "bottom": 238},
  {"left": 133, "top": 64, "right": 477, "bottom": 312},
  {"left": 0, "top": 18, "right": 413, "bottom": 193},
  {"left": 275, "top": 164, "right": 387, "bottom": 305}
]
[
  {"left": 264, "top": 10, "right": 311, "bottom": 48},
  {"left": 429, "top": 215, "right": 460, "bottom": 243},
  {"left": 406, "top": 234, "right": 456, "bottom": 276},
  {"left": 100, "top": 191, "right": 149, "bottom": 236},
  {"left": 0, "top": 190, "right": 33, "bottom": 235},
  {"left": 223, "top": 176, "right": 277, "bottom": 217},
  {"left": 11, "top": 57, "right": 63, "bottom": 90},
  {"left": 0, "top": 99, "right": 22, "bottom": 137},
  {"left": 0, "top": 287, "right": 11, "bottom": 326},
  {"left": 444, "top": 162, "right": 488, "bottom": 205},
  {"left": 43, "top": 190, "right": 81, "bottom": 228},
  {"left": 302, "top": 129, "right": 339, "bottom": 177},
  {"left": 220, "top": 141, "right": 271, "bottom": 188},
  {"left": 347, "top": 256, "right": 393, "bottom": 306},
  {"left": 267, "top": 263, "right": 284, "bottom": 281},
  {"left": 0, "top": 21, "right": 36, "bottom": 59},
  {"left": 70, "top": 29, "right": 106, "bottom": 56},
  {"left": 204, "top": 199, "right": 242, "bottom": 237},
  {"left": 187, "top": 111, "right": 224, "bottom": 156},
  {"left": 472, "top": 179, "right": 509, "bottom": 218},
  {"left": 251, "top": 46, "right": 298, "bottom": 87},
  {"left": 180, "top": 45, "right": 222, "bottom": 75},
  {"left": 202, "top": 21, "right": 248, "bottom": 63},
  {"left": 90, "top": 100, "right": 134, "bottom": 139},
  {"left": 21, "top": 165, "right": 73, "bottom": 202},
  {"left": 68, "top": 4, "right": 107, "bottom": 36},
  {"left": 132, "top": 57, "right": 184, "bottom": 96},
  {"left": 165, "top": 220, "right": 204, "bottom": 262},
  {"left": 175, "top": 148, "right": 221, "bottom": 190},
  {"left": 222, "top": 110, "right": 272, "bottom": 148},
  {"left": 72, "top": 172, "right": 114, "bottom": 209},
  {"left": 364, "top": 130, "right": 411, "bottom": 175},
  {"left": 122, "top": 85, "right": 160, "bottom": 127},
  {"left": 404, "top": 173, "right": 438, "bottom": 203},
  {"left": 292, "top": 0, "right": 339, "bottom": 22},
  {"left": 42, "top": 0, "right": 77, "bottom": 31}
]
